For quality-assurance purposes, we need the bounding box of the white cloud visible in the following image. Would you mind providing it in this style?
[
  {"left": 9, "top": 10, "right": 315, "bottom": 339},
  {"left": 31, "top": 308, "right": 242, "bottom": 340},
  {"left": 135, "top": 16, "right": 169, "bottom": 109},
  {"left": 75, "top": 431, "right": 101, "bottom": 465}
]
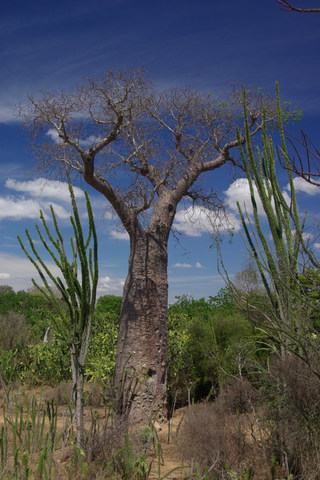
[
  {"left": 282, "top": 190, "right": 291, "bottom": 206},
  {"left": 0, "top": 253, "right": 125, "bottom": 297},
  {"left": 172, "top": 263, "right": 192, "bottom": 268},
  {"left": 224, "top": 178, "right": 266, "bottom": 216},
  {"left": 46, "top": 129, "right": 61, "bottom": 144},
  {"left": 0, "top": 253, "right": 61, "bottom": 291},
  {"left": 195, "top": 262, "right": 203, "bottom": 269},
  {"left": 291, "top": 177, "right": 319, "bottom": 196},
  {"left": 0, "top": 103, "right": 17, "bottom": 123},
  {"left": 79, "top": 135, "right": 103, "bottom": 147},
  {"left": 173, "top": 205, "right": 240, "bottom": 237},
  {"left": 314, "top": 243, "right": 320, "bottom": 250},
  {"left": 110, "top": 230, "right": 130, "bottom": 240},
  {"left": 0, "top": 195, "right": 73, "bottom": 222},
  {"left": 43, "top": 202, "right": 70, "bottom": 219},
  {"left": 291, "top": 230, "right": 313, "bottom": 241},
  {"left": 6, "top": 178, "right": 85, "bottom": 202},
  {"left": 97, "top": 275, "right": 125, "bottom": 295},
  {"left": 303, "top": 232, "right": 313, "bottom": 241},
  {"left": 0, "top": 196, "right": 43, "bottom": 220},
  {"left": 0, "top": 177, "right": 94, "bottom": 223},
  {"left": 46, "top": 128, "right": 102, "bottom": 148},
  {"left": 0, "top": 273, "right": 10, "bottom": 279}
]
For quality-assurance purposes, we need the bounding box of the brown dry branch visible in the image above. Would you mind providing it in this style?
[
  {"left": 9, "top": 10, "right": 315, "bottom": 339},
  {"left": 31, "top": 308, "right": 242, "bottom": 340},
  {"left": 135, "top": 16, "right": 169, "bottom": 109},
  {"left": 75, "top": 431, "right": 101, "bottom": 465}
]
[{"left": 277, "top": 0, "right": 320, "bottom": 12}]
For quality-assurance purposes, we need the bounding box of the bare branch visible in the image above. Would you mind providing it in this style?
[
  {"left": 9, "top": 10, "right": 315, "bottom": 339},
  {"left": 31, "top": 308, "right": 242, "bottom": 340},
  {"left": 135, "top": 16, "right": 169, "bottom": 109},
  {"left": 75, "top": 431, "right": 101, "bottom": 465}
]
[
  {"left": 279, "top": 129, "right": 320, "bottom": 186},
  {"left": 277, "top": 0, "right": 320, "bottom": 12}
]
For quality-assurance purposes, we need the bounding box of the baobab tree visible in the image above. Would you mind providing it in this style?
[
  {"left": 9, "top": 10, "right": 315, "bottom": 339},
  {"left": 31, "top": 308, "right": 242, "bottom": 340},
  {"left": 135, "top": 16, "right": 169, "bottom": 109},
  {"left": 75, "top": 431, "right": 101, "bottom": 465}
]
[{"left": 23, "top": 70, "right": 279, "bottom": 422}]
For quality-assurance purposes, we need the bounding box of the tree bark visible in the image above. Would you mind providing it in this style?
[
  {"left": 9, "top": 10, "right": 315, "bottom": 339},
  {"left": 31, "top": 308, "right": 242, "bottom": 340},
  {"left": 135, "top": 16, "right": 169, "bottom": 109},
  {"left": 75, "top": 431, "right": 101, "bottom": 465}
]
[{"left": 115, "top": 222, "right": 169, "bottom": 424}]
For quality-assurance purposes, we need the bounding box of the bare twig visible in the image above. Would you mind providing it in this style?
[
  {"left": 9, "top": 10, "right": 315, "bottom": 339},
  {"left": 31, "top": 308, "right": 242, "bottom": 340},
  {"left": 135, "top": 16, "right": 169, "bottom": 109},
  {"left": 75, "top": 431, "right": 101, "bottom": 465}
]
[{"left": 277, "top": 0, "right": 320, "bottom": 12}]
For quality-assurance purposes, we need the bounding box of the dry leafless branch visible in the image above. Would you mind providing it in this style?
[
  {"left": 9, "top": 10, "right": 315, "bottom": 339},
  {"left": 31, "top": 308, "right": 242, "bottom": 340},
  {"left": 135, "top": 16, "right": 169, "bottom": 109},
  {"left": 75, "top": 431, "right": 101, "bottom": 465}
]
[{"left": 277, "top": 0, "right": 320, "bottom": 12}]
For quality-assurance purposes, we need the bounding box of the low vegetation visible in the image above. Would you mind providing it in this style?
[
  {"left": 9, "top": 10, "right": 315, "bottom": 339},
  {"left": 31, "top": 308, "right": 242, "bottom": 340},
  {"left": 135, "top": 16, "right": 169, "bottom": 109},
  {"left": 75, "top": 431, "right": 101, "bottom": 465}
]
[{"left": 1, "top": 285, "right": 320, "bottom": 479}]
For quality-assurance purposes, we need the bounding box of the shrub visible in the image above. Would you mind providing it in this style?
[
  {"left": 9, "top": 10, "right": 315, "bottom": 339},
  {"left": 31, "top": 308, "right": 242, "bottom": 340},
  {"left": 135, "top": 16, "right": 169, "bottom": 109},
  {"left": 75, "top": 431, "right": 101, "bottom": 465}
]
[
  {"left": 177, "top": 401, "right": 252, "bottom": 478},
  {"left": 85, "top": 311, "right": 119, "bottom": 383},
  {"left": 23, "top": 341, "right": 71, "bottom": 385},
  {"left": 265, "top": 354, "right": 320, "bottom": 479},
  {"left": 220, "top": 377, "right": 257, "bottom": 414},
  {"left": 0, "top": 290, "right": 56, "bottom": 342},
  {"left": 167, "top": 291, "right": 255, "bottom": 406},
  {"left": 0, "top": 311, "right": 31, "bottom": 350}
]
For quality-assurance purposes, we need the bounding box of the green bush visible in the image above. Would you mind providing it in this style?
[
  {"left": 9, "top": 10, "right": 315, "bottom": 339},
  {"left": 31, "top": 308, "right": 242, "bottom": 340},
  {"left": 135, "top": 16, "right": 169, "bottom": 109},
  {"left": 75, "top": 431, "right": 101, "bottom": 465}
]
[
  {"left": 0, "top": 290, "right": 57, "bottom": 342},
  {"left": 85, "top": 295, "right": 121, "bottom": 383},
  {"left": 167, "top": 289, "right": 256, "bottom": 405},
  {"left": 86, "top": 311, "right": 119, "bottom": 383},
  {"left": 24, "top": 341, "right": 71, "bottom": 385}
]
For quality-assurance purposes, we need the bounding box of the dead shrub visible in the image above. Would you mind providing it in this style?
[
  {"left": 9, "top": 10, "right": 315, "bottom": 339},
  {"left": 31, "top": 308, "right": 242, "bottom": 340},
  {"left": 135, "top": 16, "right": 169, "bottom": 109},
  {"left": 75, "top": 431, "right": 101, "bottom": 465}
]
[
  {"left": 267, "top": 354, "right": 320, "bottom": 479},
  {"left": 85, "top": 417, "right": 128, "bottom": 463},
  {"left": 177, "top": 401, "right": 254, "bottom": 477},
  {"left": 0, "top": 311, "right": 31, "bottom": 350},
  {"left": 43, "top": 382, "right": 73, "bottom": 405},
  {"left": 221, "top": 377, "right": 257, "bottom": 414},
  {"left": 85, "top": 382, "right": 103, "bottom": 407}
]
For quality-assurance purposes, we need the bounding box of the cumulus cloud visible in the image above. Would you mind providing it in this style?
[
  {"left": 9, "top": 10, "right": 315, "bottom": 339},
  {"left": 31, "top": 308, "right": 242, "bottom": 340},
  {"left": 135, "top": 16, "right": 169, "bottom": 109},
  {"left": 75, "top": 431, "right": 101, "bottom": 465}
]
[
  {"left": 172, "top": 263, "right": 192, "bottom": 268},
  {"left": 79, "top": 135, "right": 103, "bottom": 147},
  {"left": 282, "top": 190, "right": 291, "bottom": 206},
  {"left": 314, "top": 243, "right": 320, "bottom": 250},
  {"left": 287, "top": 177, "right": 320, "bottom": 196},
  {"left": 302, "top": 232, "right": 313, "bottom": 241},
  {"left": 46, "top": 128, "right": 102, "bottom": 147},
  {"left": 224, "top": 178, "right": 266, "bottom": 216},
  {"left": 0, "top": 253, "right": 125, "bottom": 297},
  {"left": 0, "top": 196, "right": 43, "bottom": 220},
  {"left": 195, "top": 262, "right": 203, "bottom": 269},
  {"left": 97, "top": 275, "right": 125, "bottom": 295},
  {"left": 46, "top": 129, "right": 61, "bottom": 144},
  {"left": 173, "top": 205, "right": 240, "bottom": 237},
  {"left": 0, "top": 103, "right": 17, "bottom": 123},
  {"left": 291, "top": 177, "right": 319, "bottom": 196},
  {"left": 43, "top": 202, "right": 70, "bottom": 219},
  {"left": 110, "top": 230, "right": 130, "bottom": 240},
  {"left": 6, "top": 178, "right": 84, "bottom": 202},
  {"left": 0, "top": 273, "right": 10, "bottom": 279},
  {"left": 0, "top": 253, "right": 61, "bottom": 291},
  {"left": 0, "top": 177, "right": 96, "bottom": 223}
]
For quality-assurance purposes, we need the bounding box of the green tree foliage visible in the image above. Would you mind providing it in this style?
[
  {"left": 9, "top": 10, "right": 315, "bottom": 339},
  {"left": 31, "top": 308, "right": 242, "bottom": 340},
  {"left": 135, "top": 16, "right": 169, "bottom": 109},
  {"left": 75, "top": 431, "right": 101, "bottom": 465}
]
[
  {"left": 167, "top": 289, "right": 255, "bottom": 405},
  {"left": 0, "top": 290, "right": 55, "bottom": 341},
  {"left": 0, "top": 291, "right": 63, "bottom": 384},
  {"left": 0, "top": 294, "right": 123, "bottom": 386},
  {"left": 85, "top": 295, "right": 121, "bottom": 382}
]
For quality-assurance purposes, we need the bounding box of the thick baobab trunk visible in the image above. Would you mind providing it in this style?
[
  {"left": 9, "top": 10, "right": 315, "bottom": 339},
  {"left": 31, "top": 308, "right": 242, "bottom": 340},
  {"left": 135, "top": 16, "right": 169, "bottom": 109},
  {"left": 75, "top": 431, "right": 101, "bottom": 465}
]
[{"left": 115, "top": 225, "right": 169, "bottom": 424}]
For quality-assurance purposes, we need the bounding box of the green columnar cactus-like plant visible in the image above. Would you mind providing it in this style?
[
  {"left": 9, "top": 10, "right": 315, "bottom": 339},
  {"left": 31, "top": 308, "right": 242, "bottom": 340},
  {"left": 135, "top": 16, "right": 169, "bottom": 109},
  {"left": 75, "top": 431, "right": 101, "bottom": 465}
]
[
  {"left": 236, "top": 84, "right": 308, "bottom": 351},
  {"left": 18, "top": 175, "right": 98, "bottom": 447}
]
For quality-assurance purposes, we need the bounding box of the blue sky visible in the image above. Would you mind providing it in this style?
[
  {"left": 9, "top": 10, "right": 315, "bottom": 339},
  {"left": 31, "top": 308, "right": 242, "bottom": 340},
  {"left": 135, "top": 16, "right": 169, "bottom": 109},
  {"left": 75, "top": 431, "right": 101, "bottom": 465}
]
[{"left": 0, "top": 0, "right": 319, "bottom": 302}]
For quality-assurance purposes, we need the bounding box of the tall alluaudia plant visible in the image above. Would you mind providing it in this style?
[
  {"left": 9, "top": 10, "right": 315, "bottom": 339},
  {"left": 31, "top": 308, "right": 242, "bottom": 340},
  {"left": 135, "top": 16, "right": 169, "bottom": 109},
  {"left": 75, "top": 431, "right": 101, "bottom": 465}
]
[
  {"left": 236, "top": 84, "right": 308, "bottom": 351},
  {"left": 18, "top": 177, "right": 98, "bottom": 447}
]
